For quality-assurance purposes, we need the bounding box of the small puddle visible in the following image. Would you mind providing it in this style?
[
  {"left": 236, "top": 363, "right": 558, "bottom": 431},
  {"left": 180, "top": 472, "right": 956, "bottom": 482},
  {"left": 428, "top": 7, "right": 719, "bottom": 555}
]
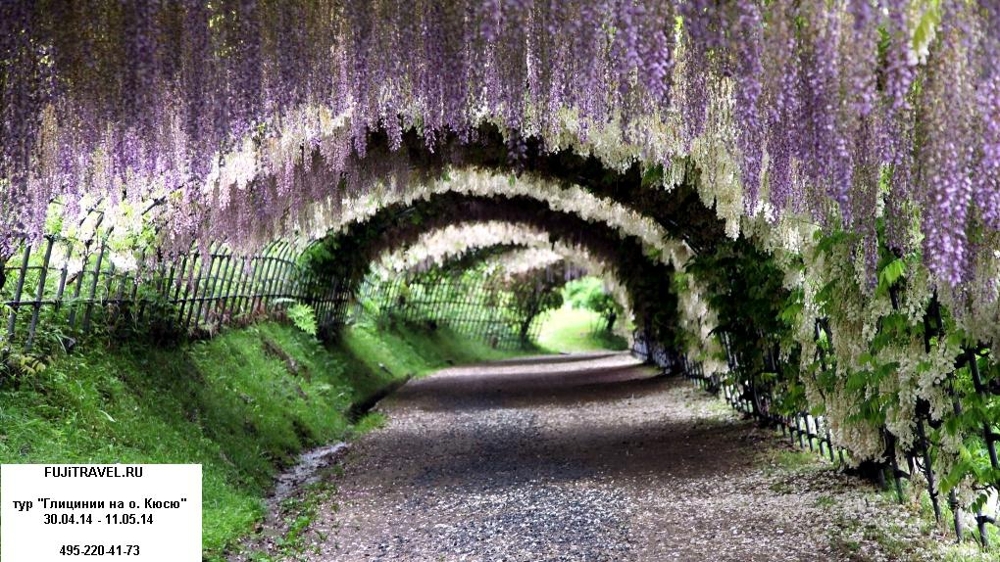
[
  {"left": 267, "top": 378, "right": 409, "bottom": 508},
  {"left": 269, "top": 441, "right": 350, "bottom": 507}
]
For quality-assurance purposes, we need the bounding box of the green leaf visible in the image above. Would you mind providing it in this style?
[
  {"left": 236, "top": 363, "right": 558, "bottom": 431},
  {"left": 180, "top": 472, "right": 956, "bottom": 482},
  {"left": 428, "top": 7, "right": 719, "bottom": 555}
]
[
  {"left": 641, "top": 165, "right": 664, "bottom": 189},
  {"left": 779, "top": 301, "right": 803, "bottom": 324},
  {"left": 845, "top": 371, "right": 869, "bottom": 393},
  {"left": 910, "top": 0, "right": 941, "bottom": 65},
  {"left": 880, "top": 257, "right": 906, "bottom": 286}
]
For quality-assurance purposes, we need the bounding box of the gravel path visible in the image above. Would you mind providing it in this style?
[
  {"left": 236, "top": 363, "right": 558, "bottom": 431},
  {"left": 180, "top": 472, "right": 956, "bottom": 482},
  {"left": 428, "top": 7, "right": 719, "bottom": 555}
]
[{"left": 234, "top": 352, "right": 962, "bottom": 562}]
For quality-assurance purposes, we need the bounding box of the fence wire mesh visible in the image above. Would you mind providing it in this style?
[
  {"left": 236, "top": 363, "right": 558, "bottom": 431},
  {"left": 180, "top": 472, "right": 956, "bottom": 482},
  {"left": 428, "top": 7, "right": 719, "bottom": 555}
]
[
  {"left": 0, "top": 238, "right": 343, "bottom": 357},
  {"left": 350, "top": 273, "right": 544, "bottom": 350}
]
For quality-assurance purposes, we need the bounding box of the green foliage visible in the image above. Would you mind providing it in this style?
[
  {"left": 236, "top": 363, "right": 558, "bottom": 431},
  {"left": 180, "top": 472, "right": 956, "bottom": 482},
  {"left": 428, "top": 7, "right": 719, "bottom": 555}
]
[
  {"left": 877, "top": 257, "right": 906, "bottom": 294},
  {"left": 796, "top": 223, "right": 1000, "bottom": 530},
  {"left": 2, "top": 323, "right": 344, "bottom": 555},
  {"left": 506, "top": 272, "right": 565, "bottom": 344},
  {"left": 640, "top": 164, "right": 664, "bottom": 189},
  {"left": 286, "top": 302, "right": 318, "bottom": 337},
  {"left": 0, "top": 320, "right": 525, "bottom": 559},
  {"left": 536, "top": 306, "right": 628, "bottom": 353},
  {"left": 357, "top": 260, "right": 565, "bottom": 349},
  {"left": 562, "top": 276, "right": 623, "bottom": 333},
  {"left": 1, "top": 350, "right": 48, "bottom": 380},
  {"left": 686, "top": 236, "right": 799, "bottom": 417}
]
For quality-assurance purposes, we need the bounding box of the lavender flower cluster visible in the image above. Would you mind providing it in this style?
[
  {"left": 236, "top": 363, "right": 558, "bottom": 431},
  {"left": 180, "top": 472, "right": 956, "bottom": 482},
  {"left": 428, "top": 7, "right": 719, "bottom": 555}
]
[{"left": 1, "top": 1, "right": 998, "bottom": 295}]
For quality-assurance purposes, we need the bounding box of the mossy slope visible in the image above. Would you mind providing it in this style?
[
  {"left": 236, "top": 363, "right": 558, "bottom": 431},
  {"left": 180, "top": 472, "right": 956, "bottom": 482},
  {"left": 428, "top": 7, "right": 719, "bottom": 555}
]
[{"left": 0, "top": 321, "right": 523, "bottom": 557}]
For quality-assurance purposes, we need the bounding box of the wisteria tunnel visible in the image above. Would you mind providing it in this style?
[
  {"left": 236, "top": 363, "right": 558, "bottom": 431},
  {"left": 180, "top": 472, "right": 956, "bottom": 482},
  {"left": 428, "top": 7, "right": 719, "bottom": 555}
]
[{"left": 3, "top": 1, "right": 1000, "bottom": 559}]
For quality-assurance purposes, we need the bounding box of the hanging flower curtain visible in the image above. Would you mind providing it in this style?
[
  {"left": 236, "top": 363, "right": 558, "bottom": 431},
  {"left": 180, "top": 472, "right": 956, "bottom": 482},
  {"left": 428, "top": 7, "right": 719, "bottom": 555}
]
[{"left": 2, "top": 1, "right": 999, "bottom": 293}]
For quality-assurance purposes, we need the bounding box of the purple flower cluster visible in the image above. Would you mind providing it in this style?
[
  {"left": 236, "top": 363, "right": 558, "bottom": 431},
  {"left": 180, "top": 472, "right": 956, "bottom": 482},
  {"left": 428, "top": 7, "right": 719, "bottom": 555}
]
[
  {"left": 0, "top": 1, "right": 998, "bottom": 293},
  {"left": 761, "top": 0, "right": 799, "bottom": 216},
  {"left": 732, "top": 0, "right": 763, "bottom": 215},
  {"left": 917, "top": 4, "right": 976, "bottom": 288}
]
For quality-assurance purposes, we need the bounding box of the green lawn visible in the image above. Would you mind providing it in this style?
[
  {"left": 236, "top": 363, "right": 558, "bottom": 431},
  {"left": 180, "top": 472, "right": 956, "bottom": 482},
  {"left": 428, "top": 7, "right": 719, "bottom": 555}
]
[{"left": 536, "top": 305, "right": 629, "bottom": 353}]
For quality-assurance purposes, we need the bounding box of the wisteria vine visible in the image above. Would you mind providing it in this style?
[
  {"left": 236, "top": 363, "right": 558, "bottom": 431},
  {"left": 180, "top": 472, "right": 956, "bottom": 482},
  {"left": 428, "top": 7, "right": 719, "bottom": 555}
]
[
  {"left": 3, "top": 1, "right": 999, "bottom": 298},
  {"left": 370, "top": 220, "right": 634, "bottom": 321}
]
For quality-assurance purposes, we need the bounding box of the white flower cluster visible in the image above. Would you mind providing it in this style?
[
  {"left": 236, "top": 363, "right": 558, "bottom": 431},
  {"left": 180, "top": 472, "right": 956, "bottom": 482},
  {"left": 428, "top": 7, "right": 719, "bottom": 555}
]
[
  {"left": 485, "top": 248, "right": 564, "bottom": 279},
  {"left": 875, "top": 336, "right": 926, "bottom": 454},
  {"left": 39, "top": 191, "right": 167, "bottom": 276},
  {"left": 684, "top": 80, "right": 745, "bottom": 239},
  {"left": 541, "top": 107, "right": 685, "bottom": 176},
  {"left": 754, "top": 221, "right": 960, "bottom": 481},
  {"left": 339, "top": 168, "right": 693, "bottom": 269},
  {"left": 674, "top": 192, "right": 973, "bottom": 480},
  {"left": 674, "top": 271, "right": 727, "bottom": 377},
  {"left": 822, "top": 379, "right": 888, "bottom": 463},
  {"left": 369, "top": 220, "right": 634, "bottom": 325},
  {"left": 945, "top": 231, "right": 1000, "bottom": 354},
  {"left": 372, "top": 221, "right": 551, "bottom": 276},
  {"left": 749, "top": 212, "right": 821, "bottom": 257}
]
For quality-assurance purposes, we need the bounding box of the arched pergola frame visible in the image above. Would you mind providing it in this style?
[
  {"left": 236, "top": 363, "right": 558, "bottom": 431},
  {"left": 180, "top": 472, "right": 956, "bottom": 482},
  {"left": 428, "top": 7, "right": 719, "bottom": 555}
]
[{"left": 300, "top": 191, "right": 683, "bottom": 346}]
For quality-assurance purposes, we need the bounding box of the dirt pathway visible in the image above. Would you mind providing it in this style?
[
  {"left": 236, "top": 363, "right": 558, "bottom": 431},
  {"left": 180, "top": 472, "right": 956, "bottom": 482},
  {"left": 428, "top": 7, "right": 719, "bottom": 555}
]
[{"left": 235, "top": 352, "right": 956, "bottom": 562}]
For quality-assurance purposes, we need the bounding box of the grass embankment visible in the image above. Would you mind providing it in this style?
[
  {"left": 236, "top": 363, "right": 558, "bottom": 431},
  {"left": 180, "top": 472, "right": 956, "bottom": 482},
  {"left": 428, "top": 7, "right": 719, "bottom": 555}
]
[
  {"left": 536, "top": 305, "right": 629, "bottom": 353},
  {"left": 0, "top": 320, "right": 521, "bottom": 559}
]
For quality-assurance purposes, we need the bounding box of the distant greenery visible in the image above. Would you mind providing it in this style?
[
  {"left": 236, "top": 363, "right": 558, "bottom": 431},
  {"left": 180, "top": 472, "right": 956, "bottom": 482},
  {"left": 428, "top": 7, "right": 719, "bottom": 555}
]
[
  {"left": 0, "top": 320, "right": 525, "bottom": 560},
  {"left": 357, "top": 261, "right": 564, "bottom": 350},
  {"left": 540, "top": 276, "right": 629, "bottom": 353},
  {"left": 562, "top": 276, "right": 623, "bottom": 333},
  {"left": 537, "top": 306, "right": 628, "bottom": 353}
]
